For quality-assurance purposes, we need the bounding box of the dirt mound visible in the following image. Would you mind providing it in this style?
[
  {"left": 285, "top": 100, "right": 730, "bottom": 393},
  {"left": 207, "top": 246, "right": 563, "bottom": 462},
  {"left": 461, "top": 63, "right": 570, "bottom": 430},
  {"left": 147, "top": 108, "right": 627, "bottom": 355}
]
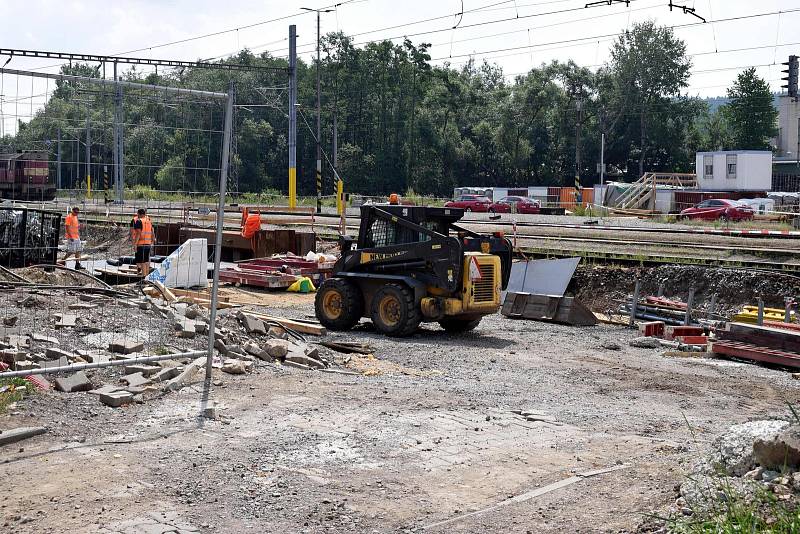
[{"left": 571, "top": 264, "right": 800, "bottom": 315}]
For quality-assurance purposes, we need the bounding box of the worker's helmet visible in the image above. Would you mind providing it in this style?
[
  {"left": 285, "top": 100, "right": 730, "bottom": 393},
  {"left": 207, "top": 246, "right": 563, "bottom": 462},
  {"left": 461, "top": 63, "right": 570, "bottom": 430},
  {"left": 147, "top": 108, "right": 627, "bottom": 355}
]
[{"left": 388, "top": 193, "right": 399, "bottom": 205}]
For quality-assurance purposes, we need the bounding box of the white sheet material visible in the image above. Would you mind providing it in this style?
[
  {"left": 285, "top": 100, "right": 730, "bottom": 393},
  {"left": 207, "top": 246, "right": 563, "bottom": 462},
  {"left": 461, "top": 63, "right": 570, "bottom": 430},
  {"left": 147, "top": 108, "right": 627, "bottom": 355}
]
[{"left": 146, "top": 238, "right": 208, "bottom": 289}]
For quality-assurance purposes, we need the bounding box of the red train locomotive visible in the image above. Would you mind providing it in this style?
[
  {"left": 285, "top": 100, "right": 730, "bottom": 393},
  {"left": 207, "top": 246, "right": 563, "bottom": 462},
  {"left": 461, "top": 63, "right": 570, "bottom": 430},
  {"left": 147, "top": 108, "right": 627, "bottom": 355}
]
[{"left": 0, "top": 150, "right": 56, "bottom": 201}]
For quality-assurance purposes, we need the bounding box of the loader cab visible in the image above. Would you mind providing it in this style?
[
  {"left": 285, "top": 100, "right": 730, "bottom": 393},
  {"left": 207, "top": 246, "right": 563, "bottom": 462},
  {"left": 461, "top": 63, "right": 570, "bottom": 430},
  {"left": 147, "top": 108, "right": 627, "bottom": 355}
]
[{"left": 357, "top": 204, "right": 462, "bottom": 249}]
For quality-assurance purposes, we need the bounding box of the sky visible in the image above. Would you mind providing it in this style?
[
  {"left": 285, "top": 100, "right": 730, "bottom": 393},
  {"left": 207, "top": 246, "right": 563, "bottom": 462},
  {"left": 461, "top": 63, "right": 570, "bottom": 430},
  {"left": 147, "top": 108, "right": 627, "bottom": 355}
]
[{"left": 1, "top": 0, "right": 799, "bottom": 132}]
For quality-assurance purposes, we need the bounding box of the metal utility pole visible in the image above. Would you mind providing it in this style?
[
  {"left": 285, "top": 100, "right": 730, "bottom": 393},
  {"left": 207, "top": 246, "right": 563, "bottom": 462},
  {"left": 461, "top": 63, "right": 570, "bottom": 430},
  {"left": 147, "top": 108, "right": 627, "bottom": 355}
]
[
  {"left": 56, "top": 128, "right": 61, "bottom": 190},
  {"left": 599, "top": 132, "right": 605, "bottom": 206},
  {"left": 288, "top": 25, "right": 297, "bottom": 209},
  {"left": 302, "top": 6, "right": 333, "bottom": 214},
  {"left": 574, "top": 92, "right": 584, "bottom": 207},
  {"left": 113, "top": 61, "right": 125, "bottom": 204},
  {"left": 85, "top": 101, "right": 91, "bottom": 197}
]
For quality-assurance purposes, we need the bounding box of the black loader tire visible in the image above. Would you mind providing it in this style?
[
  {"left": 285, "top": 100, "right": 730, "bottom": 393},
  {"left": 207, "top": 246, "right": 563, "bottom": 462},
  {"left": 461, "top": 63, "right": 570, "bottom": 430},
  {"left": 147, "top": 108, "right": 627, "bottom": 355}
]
[
  {"left": 438, "top": 317, "right": 482, "bottom": 333},
  {"left": 370, "top": 283, "right": 421, "bottom": 337},
  {"left": 315, "top": 277, "right": 363, "bottom": 331}
]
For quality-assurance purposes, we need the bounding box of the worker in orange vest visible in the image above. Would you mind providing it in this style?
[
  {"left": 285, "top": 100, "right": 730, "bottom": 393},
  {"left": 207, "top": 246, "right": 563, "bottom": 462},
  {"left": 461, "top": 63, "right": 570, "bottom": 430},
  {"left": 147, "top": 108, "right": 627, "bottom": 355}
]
[
  {"left": 241, "top": 209, "right": 262, "bottom": 255},
  {"left": 130, "top": 208, "right": 154, "bottom": 277},
  {"left": 62, "top": 206, "right": 83, "bottom": 270}
]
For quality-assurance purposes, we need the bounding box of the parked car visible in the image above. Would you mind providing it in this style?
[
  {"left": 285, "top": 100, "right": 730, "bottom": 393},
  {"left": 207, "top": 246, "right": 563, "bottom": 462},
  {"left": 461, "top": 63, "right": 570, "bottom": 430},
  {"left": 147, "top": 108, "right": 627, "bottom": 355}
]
[
  {"left": 444, "top": 194, "right": 492, "bottom": 212},
  {"left": 679, "top": 199, "right": 754, "bottom": 221},
  {"left": 489, "top": 196, "right": 541, "bottom": 214}
]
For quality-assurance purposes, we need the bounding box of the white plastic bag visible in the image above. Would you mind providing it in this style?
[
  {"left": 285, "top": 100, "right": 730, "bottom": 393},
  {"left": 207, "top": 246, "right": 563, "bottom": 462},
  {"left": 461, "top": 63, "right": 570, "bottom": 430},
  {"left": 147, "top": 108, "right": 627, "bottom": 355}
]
[{"left": 146, "top": 238, "right": 208, "bottom": 288}]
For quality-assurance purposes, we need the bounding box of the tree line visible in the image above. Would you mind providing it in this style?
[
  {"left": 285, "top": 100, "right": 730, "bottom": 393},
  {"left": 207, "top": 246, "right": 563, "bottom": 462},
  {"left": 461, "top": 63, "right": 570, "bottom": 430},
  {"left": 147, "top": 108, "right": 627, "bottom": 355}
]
[{"left": 1, "top": 21, "right": 778, "bottom": 197}]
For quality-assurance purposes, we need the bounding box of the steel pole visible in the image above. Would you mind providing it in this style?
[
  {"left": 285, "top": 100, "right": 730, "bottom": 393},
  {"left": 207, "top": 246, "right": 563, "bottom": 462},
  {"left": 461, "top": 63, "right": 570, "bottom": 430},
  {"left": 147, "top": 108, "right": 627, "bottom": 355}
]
[
  {"left": 600, "top": 132, "right": 605, "bottom": 207},
  {"left": 288, "top": 25, "right": 297, "bottom": 209},
  {"left": 0, "top": 351, "right": 205, "bottom": 379},
  {"left": 85, "top": 102, "right": 91, "bottom": 197},
  {"left": 315, "top": 10, "right": 322, "bottom": 214},
  {"left": 56, "top": 128, "right": 62, "bottom": 190},
  {"left": 205, "top": 83, "right": 234, "bottom": 383}
]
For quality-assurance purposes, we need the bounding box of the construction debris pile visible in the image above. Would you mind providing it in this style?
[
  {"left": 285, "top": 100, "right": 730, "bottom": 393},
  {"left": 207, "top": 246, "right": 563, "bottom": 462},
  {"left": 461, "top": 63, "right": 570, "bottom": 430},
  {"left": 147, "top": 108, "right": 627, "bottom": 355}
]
[{"left": 669, "top": 420, "right": 800, "bottom": 519}]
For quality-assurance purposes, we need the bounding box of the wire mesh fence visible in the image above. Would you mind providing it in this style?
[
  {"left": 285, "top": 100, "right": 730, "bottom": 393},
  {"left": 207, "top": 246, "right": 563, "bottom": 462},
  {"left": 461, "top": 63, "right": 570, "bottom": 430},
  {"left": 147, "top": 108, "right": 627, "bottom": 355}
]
[{"left": 0, "top": 67, "right": 233, "bottom": 415}]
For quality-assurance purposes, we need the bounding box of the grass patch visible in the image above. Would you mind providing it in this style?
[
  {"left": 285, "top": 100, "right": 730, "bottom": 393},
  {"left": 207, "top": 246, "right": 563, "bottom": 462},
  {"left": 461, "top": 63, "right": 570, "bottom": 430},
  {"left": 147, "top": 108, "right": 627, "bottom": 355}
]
[
  {"left": 0, "top": 378, "right": 35, "bottom": 412},
  {"left": 667, "top": 484, "right": 800, "bottom": 533}
]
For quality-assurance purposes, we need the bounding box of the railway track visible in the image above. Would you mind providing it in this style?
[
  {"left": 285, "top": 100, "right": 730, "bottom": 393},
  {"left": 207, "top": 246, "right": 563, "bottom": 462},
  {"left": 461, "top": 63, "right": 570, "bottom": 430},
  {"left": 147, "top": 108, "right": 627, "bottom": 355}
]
[{"left": 28, "top": 200, "right": 800, "bottom": 273}]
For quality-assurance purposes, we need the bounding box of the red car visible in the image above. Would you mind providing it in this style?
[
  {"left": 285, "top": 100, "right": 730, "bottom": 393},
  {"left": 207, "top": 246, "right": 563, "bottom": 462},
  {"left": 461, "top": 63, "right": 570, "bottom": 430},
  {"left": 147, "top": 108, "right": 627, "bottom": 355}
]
[
  {"left": 444, "top": 194, "right": 492, "bottom": 212},
  {"left": 679, "top": 199, "right": 754, "bottom": 221},
  {"left": 489, "top": 196, "right": 541, "bottom": 214}
]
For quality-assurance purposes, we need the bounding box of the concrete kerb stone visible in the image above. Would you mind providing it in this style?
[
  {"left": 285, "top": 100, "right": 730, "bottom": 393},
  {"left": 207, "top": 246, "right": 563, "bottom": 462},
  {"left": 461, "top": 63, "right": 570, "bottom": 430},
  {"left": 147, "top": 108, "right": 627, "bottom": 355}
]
[
  {"left": 238, "top": 313, "right": 266, "bottom": 335},
  {"left": 0, "top": 426, "right": 47, "bottom": 446},
  {"left": 108, "top": 338, "right": 145, "bottom": 354},
  {"left": 100, "top": 391, "right": 134, "bottom": 407},
  {"left": 54, "top": 371, "right": 93, "bottom": 393}
]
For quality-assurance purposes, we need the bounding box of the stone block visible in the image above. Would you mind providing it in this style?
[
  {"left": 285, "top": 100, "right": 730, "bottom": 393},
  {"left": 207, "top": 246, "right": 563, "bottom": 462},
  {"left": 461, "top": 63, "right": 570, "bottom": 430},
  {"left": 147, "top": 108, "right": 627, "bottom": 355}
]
[
  {"left": 99, "top": 391, "right": 134, "bottom": 407},
  {"left": 0, "top": 426, "right": 46, "bottom": 446},
  {"left": 150, "top": 366, "right": 182, "bottom": 383},
  {"left": 0, "top": 349, "right": 28, "bottom": 364},
  {"left": 54, "top": 371, "right": 93, "bottom": 393},
  {"left": 88, "top": 384, "right": 127, "bottom": 396},
  {"left": 5, "top": 334, "right": 31, "bottom": 349},
  {"left": 265, "top": 339, "right": 291, "bottom": 359},
  {"left": 13, "top": 360, "right": 38, "bottom": 371},
  {"left": 45, "top": 347, "right": 74, "bottom": 360},
  {"left": 221, "top": 359, "right": 251, "bottom": 375},
  {"left": 83, "top": 352, "right": 112, "bottom": 364},
  {"left": 32, "top": 334, "right": 59, "bottom": 344},
  {"left": 239, "top": 314, "right": 266, "bottom": 335},
  {"left": 285, "top": 351, "right": 325, "bottom": 369},
  {"left": 123, "top": 364, "right": 161, "bottom": 377},
  {"left": 55, "top": 314, "right": 78, "bottom": 328},
  {"left": 108, "top": 337, "right": 145, "bottom": 354},
  {"left": 121, "top": 372, "right": 151, "bottom": 388}
]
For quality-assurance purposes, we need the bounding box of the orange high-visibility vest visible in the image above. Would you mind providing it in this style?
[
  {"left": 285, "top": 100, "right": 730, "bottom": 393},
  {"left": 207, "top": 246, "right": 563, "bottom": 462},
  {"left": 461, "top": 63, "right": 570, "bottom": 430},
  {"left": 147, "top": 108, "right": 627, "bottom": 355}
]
[
  {"left": 241, "top": 213, "right": 261, "bottom": 239},
  {"left": 135, "top": 216, "right": 154, "bottom": 246},
  {"left": 65, "top": 213, "right": 79, "bottom": 240}
]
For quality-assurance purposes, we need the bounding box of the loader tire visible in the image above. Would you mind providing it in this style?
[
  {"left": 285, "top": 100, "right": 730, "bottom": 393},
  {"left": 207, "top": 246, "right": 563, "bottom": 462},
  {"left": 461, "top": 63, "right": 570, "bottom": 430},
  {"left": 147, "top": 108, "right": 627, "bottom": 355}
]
[
  {"left": 315, "top": 277, "right": 363, "bottom": 331},
  {"left": 438, "top": 317, "right": 482, "bottom": 333},
  {"left": 370, "top": 283, "right": 421, "bottom": 337}
]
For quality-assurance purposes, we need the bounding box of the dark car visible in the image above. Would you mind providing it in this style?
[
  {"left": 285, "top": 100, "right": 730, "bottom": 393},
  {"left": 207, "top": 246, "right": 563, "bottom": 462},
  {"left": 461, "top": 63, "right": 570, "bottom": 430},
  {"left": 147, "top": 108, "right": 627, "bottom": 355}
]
[
  {"left": 444, "top": 194, "right": 492, "bottom": 212},
  {"left": 679, "top": 199, "right": 754, "bottom": 221},
  {"left": 489, "top": 196, "right": 541, "bottom": 214}
]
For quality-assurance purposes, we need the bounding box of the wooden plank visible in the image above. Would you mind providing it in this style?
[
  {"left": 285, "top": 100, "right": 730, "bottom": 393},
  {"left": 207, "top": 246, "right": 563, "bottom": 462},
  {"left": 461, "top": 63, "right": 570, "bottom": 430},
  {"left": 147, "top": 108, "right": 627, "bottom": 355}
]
[
  {"left": 150, "top": 280, "right": 177, "bottom": 302},
  {"left": 243, "top": 311, "right": 326, "bottom": 336}
]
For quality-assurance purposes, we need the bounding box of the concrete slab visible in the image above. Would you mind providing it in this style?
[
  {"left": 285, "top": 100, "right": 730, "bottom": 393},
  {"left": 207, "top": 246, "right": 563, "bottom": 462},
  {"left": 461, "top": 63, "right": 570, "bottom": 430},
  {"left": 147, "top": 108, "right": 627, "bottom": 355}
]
[
  {"left": 55, "top": 314, "right": 78, "bottom": 328},
  {"left": 108, "top": 337, "right": 145, "bottom": 354},
  {"left": 121, "top": 372, "right": 151, "bottom": 388},
  {"left": 99, "top": 391, "right": 134, "bottom": 407},
  {"left": 0, "top": 426, "right": 46, "bottom": 447},
  {"left": 54, "top": 371, "right": 93, "bottom": 393}
]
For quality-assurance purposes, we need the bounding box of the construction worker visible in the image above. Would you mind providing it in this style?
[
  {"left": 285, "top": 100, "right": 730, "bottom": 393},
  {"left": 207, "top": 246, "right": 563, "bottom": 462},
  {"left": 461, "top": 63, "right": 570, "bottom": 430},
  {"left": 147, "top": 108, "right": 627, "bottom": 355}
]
[
  {"left": 62, "top": 207, "right": 83, "bottom": 270},
  {"left": 130, "top": 208, "right": 154, "bottom": 277},
  {"left": 241, "top": 209, "right": 262, "bottom": 255}
]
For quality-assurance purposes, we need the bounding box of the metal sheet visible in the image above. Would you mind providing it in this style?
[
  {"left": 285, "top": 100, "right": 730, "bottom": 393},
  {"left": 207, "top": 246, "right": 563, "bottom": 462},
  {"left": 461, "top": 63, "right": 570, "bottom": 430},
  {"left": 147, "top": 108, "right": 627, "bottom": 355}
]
[{"left": 505, "top": 257, "right": 580, "bottom": 299}]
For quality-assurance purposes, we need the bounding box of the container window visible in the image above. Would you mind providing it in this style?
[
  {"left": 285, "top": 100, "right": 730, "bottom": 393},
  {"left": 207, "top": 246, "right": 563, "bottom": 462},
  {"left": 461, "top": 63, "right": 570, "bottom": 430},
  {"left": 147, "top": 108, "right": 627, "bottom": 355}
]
[
  {"left": 726, "top": 154, "right": 737, "bottom": 179},
  {"left": 703, "top": 155, "right": 713, "bottom": 179}
]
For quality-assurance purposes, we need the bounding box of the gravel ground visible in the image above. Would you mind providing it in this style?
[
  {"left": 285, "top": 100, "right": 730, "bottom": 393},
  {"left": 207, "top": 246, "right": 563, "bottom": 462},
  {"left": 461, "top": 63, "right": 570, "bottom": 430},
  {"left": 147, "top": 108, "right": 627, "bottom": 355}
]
[{"left": 2, "top": 297, "right": 799, "bottom": 533}]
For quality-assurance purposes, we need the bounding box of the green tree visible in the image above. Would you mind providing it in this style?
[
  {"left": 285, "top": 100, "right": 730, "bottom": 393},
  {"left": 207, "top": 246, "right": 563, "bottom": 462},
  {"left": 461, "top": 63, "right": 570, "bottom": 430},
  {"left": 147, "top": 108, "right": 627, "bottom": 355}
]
[
  {"left": 724, "top": 68, "right": 777, "bottom": 150},
  {"left": 608, "top": 21, "right": 692, "bottom": 177}
]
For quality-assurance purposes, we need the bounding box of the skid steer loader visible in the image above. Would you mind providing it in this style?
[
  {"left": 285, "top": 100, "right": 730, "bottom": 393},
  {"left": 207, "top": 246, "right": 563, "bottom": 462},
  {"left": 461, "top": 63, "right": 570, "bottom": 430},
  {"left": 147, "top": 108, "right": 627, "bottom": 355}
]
[{"left": 315, "top": 204, "right": 512, "bottom": 336}]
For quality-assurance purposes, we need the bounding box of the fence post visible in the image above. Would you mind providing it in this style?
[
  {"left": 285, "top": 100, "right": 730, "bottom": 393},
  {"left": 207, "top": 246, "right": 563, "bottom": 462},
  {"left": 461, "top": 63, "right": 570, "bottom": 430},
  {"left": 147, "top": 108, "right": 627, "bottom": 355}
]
[
  {"left": 629, "top": 279, "right": 641, "bottom": 327},
  {"left": 204, "top": 82, "right": 234, "bottom": 390}
]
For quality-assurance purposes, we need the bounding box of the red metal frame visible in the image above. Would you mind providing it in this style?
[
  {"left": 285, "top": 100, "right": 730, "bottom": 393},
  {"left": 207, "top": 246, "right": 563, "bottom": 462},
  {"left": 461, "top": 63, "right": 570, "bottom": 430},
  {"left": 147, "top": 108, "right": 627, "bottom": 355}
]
[{"left": 711, "top": 340, "right": 800, "bottom": 369}]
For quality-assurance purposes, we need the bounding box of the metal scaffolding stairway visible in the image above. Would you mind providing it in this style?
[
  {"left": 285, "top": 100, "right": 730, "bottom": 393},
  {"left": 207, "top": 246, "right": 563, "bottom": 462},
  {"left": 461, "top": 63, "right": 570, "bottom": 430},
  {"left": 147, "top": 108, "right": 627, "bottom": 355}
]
[{"left": 613, "top": 173, "right": 698, "bottom": 210}]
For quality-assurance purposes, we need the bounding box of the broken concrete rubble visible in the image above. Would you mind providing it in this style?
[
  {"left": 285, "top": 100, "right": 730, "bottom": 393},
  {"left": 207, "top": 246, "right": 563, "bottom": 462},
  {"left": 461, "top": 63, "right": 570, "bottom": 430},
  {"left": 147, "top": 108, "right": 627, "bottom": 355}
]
[
  {"left": 221, "top": 359, "right": 251, "bottom": 375},
  {"left": 100, "top": 391, "right": 134, "bottom": 407},
  {"left": 121, "top": 372, "right": 151, "bottom": 388},
  {"left": 265, "top": 339, "right": 291, "bottom": 359},
  {"left": 108, "top": 338, "right": 145, "bottom": 354},
  {"left": 238, "top": 313, "right": 267, "bottom": 335},
  {"left": 54, "top": 371, "right": 93, "bottom": 393},
  {"left": 0, "top": 426, "right": 46, "bottom": 447}
]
